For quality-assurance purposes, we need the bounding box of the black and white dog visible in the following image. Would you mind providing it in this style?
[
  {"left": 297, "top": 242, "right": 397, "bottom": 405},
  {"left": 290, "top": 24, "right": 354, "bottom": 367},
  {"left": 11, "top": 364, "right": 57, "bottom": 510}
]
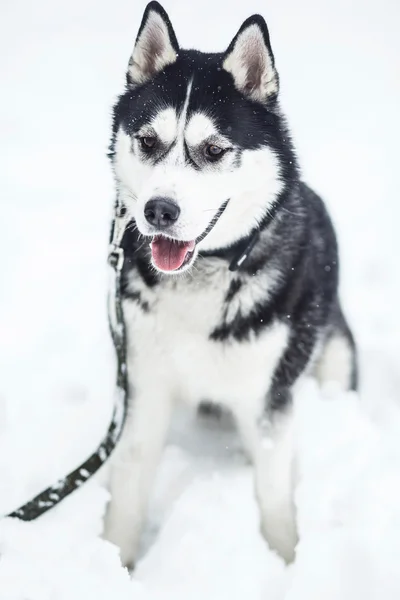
[{"left": 104, "top": 1, "right": 357, "bottom": 567}]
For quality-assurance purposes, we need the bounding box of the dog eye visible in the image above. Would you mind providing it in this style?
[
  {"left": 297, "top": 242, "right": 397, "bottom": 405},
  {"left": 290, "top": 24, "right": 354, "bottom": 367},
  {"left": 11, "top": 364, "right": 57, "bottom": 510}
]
[
  {"left": 140, "top": 136, "right": 157, "bottom": 151},
  {"left": 204, "top": 144, "right": 225, "bottom": 160}
]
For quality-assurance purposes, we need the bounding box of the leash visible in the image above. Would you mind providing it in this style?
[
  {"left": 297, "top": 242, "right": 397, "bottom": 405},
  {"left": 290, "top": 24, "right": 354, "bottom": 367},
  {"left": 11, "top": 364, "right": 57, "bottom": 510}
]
[
  {"left": 2, "top": 196, "right": 264, "bottom": 521},
  {"left": 2, "top": 200, "right": 130, "bottom": 521}
]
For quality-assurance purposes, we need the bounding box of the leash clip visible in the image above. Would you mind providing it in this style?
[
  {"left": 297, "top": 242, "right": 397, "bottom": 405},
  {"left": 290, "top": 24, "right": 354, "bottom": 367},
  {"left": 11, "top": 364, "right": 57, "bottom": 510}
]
[{"left": 108, "top": 244, "right": 124, "bottom": 272}]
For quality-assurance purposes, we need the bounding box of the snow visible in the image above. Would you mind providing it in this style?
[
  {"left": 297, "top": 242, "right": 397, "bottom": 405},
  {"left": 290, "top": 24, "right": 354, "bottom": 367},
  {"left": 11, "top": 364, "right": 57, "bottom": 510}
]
[{"left": 0, "top": 0, "right": 399, "bottom": 598}]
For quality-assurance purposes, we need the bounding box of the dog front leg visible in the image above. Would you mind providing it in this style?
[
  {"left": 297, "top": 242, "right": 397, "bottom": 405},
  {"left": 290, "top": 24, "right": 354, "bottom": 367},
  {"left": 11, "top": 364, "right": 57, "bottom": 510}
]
[
  {"left": 103, "top": 382, "right": 173, "bottom": 569},
  {"left": 254, "top": 404, "right": 297, "bottom": 563},
  {"left": 235, "top": 400, "right": 297, "bottom": 563}
]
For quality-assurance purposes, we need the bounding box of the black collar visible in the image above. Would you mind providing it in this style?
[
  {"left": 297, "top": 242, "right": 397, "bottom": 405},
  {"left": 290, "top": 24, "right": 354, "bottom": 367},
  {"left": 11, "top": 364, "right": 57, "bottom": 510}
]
[
  {"left": 202, "top": 196, "right": 284, "bottom": 272},
  {"left": 228, "top": 230, "right": 261, "bottom": 271}
]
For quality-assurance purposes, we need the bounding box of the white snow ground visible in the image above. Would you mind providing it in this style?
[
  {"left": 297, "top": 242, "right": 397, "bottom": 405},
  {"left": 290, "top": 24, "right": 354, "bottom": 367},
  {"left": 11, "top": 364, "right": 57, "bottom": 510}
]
[{"left": 0, "top": 0, "right": 400, "bottom": 598}]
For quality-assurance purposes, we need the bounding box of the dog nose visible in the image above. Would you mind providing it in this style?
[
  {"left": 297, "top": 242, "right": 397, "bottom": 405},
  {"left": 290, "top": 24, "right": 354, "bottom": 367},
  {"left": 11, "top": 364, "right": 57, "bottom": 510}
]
[{"left": 144, "top": 197, "right": 180, "bottom": 229}]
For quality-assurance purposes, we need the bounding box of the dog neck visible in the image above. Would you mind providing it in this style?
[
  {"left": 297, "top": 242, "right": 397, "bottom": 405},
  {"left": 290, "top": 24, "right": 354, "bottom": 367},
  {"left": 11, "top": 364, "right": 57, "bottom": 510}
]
[{"left": 200, "top": 187, "right": 291, "bottom": 273}]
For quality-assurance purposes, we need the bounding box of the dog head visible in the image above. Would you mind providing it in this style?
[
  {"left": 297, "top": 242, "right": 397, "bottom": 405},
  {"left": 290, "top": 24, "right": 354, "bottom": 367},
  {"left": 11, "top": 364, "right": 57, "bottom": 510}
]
[{"left": 110, "top": 1, "right": 296, "bottom": 273}]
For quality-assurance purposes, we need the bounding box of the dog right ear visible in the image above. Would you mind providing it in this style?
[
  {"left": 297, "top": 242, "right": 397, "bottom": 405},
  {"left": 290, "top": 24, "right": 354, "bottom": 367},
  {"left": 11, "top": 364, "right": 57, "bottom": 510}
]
[{"left": 127, "top": 1, "right": 179, "bottom": 87}]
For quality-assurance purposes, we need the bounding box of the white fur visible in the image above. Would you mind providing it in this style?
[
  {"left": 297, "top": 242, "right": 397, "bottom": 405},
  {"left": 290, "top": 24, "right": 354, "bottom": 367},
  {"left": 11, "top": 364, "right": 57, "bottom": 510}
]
[
  {"left": 139, "top": 107, "right": 178, "bottom": 145},
  {"left": 104, "top": 262, "right": 294, "bottom": 566},
  {"left": 234, "top": 403, "right": 297, "bottom": 561},
  {"left": 316, "top": 334, "right": 354, "bottom": 390},
  {"left": 223, "top": 268, "right": 281, "bottom": 325},
  {"left": 185, "top": 112, "right": 219, "bottom": 146},
  {"left": 123, "top": 272, "right": 288, "bottom": 409},
  {"left": 223, "top": 24, "right": 278, "bottom": 101},
  {"left": 254, "top": 408, "right": 297, "bottom": 561},
  {"left": 176, "top": 79, "right": 193, "bottom": 141},
  {"left": 114, "top": 114, "right": 283, "bottom": 254},
  {"left": 103, "top": 379, "right": 173, "bottom": 567}
]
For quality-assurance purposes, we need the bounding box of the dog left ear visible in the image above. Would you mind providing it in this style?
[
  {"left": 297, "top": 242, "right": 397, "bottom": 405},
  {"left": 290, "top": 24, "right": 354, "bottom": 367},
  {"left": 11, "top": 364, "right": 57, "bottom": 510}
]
[
  {"left": 223, "top": 15, "right": 279, "bottom": 103},
  {"left": 127, "top": 1, "right": 179, "bottom": 87}
]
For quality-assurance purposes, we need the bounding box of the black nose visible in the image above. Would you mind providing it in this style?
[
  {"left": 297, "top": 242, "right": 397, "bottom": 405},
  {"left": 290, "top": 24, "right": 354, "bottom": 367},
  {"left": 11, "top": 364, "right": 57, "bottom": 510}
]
[{"left": 144, "top": 197, "right": 180, "bottom": 229}]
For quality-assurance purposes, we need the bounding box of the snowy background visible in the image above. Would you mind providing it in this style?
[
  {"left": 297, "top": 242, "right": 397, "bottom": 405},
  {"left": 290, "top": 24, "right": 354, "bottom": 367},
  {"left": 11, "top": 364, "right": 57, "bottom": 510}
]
[{"left": 1, "top": 0, "right": 400, "bottom": 597}]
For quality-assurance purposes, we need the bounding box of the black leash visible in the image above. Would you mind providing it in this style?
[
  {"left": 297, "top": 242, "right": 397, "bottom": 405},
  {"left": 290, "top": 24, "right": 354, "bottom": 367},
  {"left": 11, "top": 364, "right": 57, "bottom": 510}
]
[
  {"left": 3, "top": 201, "right": 130, "bottom": 521},
  {"left": 2, "top": 198, "right": 264, "bottom": 521}
]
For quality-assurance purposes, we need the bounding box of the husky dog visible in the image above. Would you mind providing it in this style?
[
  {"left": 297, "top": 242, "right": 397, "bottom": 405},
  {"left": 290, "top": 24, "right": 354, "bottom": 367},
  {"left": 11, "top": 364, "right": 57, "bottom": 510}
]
[{"left": 104, "top": 1, "right": 357, "bottom": 567}]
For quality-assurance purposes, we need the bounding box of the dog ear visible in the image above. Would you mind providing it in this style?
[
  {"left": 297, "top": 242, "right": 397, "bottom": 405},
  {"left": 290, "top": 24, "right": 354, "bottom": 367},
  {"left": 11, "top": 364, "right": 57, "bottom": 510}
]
[
  {"left": 127, "top": 1, "right": 179, "bottom": 87},
  {"left": 223, "top": 15, "right": 279, "bottom": 103}
]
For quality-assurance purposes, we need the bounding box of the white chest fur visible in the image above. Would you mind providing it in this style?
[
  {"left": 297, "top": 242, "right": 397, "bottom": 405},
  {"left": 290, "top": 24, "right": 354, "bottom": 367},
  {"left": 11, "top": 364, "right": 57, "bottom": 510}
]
[{"left": 123, "top": 261, "right": 289, "bottom": 412}]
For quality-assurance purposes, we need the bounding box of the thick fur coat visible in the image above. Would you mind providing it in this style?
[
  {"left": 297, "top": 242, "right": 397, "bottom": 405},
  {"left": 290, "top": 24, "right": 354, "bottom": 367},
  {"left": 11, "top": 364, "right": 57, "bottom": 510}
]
[{"left": 103, "top": 1, "right": 357, "bottom": 567}]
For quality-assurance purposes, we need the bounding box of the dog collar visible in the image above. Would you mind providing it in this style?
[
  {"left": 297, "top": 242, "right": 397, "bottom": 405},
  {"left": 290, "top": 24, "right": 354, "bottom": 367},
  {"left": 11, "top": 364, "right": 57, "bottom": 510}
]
[
  {"left": 197, "top": 199, "right": 261, "bottom": 272},
  {"left": 228, "top": 196, "right": 285, "bottom": 271},
  {"left": 229, "top": 230, "right": 261, "bottom": 271}
]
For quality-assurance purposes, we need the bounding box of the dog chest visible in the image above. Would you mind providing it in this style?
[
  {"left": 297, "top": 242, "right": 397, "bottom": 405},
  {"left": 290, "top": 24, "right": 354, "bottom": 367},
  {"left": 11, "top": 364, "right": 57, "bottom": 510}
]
[{"left": 123, "top": 275, "right": 289, "bottom": 408}]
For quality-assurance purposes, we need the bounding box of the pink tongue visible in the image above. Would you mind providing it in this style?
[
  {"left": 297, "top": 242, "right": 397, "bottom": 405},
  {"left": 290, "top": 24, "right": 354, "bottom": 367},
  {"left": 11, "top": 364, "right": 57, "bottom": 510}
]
[{"left": 151, "top": 236, "right": 195, "bottom": 271}]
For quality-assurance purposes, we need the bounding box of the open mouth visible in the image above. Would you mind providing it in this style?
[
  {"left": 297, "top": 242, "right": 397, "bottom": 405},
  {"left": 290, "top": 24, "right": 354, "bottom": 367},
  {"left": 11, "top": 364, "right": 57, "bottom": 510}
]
[
  {"left": 150, "top": 235, "right": 196, "bottom": 272},
  {"left": 149, "top": 199, "right": 230, "bottom": 273}
]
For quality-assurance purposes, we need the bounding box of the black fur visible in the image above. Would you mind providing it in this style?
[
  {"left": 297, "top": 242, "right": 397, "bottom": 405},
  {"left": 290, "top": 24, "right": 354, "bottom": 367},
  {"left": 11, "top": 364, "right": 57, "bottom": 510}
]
[{"left": 110, "top": 52, "right": 297, "bottom": 183}]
